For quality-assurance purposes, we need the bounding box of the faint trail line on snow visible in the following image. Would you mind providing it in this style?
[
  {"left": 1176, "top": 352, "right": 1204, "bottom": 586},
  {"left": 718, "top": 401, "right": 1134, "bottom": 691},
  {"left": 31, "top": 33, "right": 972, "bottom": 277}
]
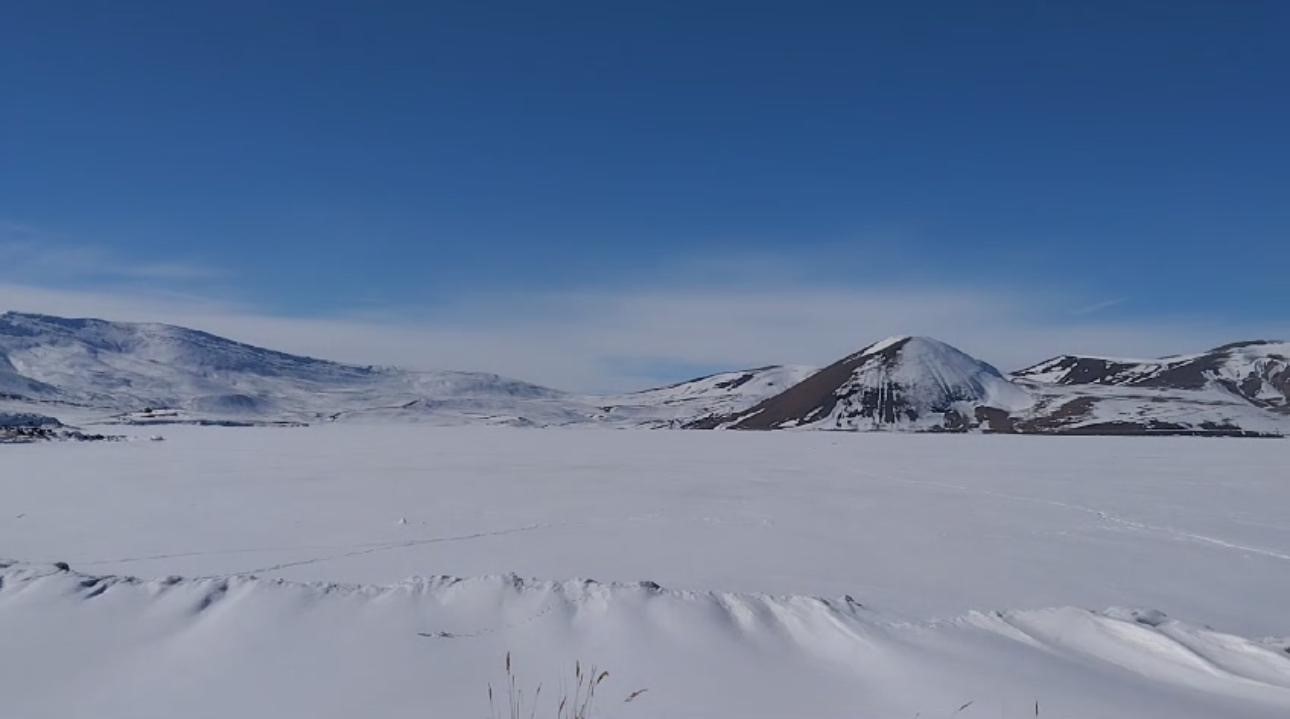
[
  {"left": 72, "top": 542, "right": 388, "bottom": 567},
  {"left": 884, "top": 476, "right": 1290, "bottom": 563},
  {"left": 418, "top": 599, "right": 558, "bottom": 640},
  {"left": 235, "top": 523, "right": 553, "bottom": 575},
  {"left": 1091, "top": 512, "right": 1290, "bottom": 562},
  {"left": 68, "top": 514, "right": 679, "bottom": 572}
]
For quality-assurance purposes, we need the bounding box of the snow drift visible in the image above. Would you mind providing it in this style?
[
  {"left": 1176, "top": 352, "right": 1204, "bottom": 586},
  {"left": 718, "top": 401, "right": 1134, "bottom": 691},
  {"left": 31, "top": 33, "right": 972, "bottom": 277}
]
[{"left": 2, "top": 561, "right": 1288, "bottom": 719}]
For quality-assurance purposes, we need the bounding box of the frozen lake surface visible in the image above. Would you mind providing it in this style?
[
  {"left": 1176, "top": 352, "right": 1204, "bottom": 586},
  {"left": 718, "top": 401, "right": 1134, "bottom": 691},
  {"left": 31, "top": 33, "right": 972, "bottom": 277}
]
[{"left": 2, "top": 426, "right": 1289, "bottom": 717}]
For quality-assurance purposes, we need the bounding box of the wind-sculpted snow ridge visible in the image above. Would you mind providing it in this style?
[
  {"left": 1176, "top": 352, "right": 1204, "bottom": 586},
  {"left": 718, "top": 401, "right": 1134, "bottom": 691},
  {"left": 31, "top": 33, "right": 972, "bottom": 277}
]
[{"left": 2, "top": 560, "right": 1289, "bottom": 718}]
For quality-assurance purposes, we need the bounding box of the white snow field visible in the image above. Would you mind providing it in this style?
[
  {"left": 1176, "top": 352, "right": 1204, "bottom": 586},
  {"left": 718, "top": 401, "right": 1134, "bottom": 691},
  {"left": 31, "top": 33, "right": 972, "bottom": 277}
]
[{"left": 3, "top": 426, "right": 1290, "bottom": 718}]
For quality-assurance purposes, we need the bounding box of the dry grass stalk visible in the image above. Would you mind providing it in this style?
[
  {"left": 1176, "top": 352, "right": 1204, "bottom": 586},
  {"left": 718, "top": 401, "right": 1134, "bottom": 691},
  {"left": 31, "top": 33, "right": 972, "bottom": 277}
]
[{"left": 486, "top": 653, "right": 646, "bottom": 719}]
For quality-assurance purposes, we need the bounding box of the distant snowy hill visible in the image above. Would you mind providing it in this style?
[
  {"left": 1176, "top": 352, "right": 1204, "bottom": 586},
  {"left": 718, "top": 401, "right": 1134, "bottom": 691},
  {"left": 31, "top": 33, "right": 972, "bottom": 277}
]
[
  {"left": 0, "top": 312, "right": 797, "bottom": 428},
  {"left": 0, "top": 311, "right": 565, "bottom": 425},
  {"left": 592, "top": 365, "right": 816, "bottom": 427},
  {"left": 1, "top": 312, "right": 380, "bottom": 412},
  {"left": 1005, "top": 382, "right": 1286, "bottom": 437},
  {"left": 1015, "top": 341, "right": 1290, "bottom": 413},
  {"left": 696, "top": 336, "right": 1288, "bottom": 436},
  {"left": 1, "top": 311, "right": 1285, "bottom": 435},
  {"left": 695, "top": 337, "right": 1030, "bottom": 431}
]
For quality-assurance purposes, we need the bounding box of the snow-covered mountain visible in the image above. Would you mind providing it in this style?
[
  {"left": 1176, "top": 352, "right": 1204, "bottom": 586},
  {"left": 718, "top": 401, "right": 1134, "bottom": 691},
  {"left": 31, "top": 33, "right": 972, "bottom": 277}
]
[
  {"left": 694, "top": 336, "right": 1032, "bottom": 431},
  {"left": 1014, "top": 341, "right": 1290, "bottom": 413},
  {"left": 2, "top": 312, "right": 1285, "bottom": 435},
  {"left": 0, "top": 311, "right": 573, "bottom": 425},
  {"left": 1, "top": 312, "right": 370, "bottom": 408},
  {"left": 694, "top": 336, "right": 1288, "bottom": 436},
  {"left": 1003, "top": 381, "right": 1286, "bottom": 437},
  {"left": 592, "top": 364, "right": 816, "bottom": 427},
  {"left": 0, "top": 312, "right": 797, "bottom": 428}
]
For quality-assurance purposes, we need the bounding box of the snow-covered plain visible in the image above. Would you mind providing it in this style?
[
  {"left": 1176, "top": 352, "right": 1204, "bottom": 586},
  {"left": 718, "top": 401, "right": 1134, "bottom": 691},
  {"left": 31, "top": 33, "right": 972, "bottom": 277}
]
[{"left": 3, "top": 426, "right": 1290, "bottom": 718}]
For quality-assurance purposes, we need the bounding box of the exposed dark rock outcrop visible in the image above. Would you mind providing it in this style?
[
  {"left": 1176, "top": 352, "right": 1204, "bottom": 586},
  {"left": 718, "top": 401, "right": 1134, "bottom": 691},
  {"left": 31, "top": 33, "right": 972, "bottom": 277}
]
[
  {"left": 1015, "top": 340, "right": 1289, "bottom": 413},
  {"left": 691, "top": 337, "right": 1030, "bottom": 431}
]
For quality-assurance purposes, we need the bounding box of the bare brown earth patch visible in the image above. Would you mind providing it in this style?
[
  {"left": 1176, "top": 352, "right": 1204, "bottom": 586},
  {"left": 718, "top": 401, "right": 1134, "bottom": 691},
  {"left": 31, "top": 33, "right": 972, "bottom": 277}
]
[{"left": 687, "top": 339, "right": 914, "bottom": 430}]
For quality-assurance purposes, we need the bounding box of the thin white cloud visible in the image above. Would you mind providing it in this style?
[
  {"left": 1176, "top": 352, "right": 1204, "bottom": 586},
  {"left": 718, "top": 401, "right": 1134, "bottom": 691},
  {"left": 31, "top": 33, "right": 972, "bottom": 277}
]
[
  {"left": 2, "top": 226, "right": 1281, "bottom": 391},
  {"left": 0, "top": 224, "right": 222, "bottom": 284},
  {"left": 1, "top": 279, "right": 1281, "bottom": 392},
  {"left": 1069, "top": 297, "right": 1128, "bottom": 316}
]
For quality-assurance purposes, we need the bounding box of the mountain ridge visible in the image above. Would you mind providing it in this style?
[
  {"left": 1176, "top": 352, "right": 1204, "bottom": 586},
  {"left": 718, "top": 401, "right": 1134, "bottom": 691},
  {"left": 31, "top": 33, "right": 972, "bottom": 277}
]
[
  {"left": 0, "top": 311, "right": 806, "bottom": 428},
  {"left": 1, "top": 311, "right": 1285, "bottom": 435},
  {"left": 1014, "top": 339, "right": 1290, "bottom": 414},
  {"left": 692, "top": 336, "right": 1029, "bottom": 431}
]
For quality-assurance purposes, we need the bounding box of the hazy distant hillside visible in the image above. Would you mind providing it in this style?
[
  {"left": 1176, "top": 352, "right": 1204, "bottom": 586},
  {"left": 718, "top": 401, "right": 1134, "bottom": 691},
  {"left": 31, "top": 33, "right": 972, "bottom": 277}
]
[
  {"left": 1, "top": 311, "right": 1285, "bottom": 436},
  {"left": 0, "top": 312, "right": 797, "bottom": 428}
]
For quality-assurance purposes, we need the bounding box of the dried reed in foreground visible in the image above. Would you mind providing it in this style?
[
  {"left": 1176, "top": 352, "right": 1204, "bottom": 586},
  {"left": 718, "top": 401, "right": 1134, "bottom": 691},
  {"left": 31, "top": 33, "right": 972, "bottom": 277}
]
[{"left": 487, "top": 652, "right": 647, "bottom": 719}]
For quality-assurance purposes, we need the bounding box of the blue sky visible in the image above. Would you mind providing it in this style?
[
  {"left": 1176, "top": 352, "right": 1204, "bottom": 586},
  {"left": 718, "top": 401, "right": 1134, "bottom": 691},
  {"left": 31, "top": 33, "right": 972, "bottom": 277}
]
[{"left": 2, "top": 1, "right": 1287, "bottom": 390}]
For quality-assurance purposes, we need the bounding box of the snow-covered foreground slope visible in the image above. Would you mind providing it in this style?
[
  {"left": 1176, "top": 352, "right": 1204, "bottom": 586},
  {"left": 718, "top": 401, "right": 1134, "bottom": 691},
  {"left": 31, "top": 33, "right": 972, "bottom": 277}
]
[
  {"left": 2, "top": 426, "right": 1289, "bottom": 717},
  {"left": 3, "top": 562, "right": 1289, "bottom": 719}
]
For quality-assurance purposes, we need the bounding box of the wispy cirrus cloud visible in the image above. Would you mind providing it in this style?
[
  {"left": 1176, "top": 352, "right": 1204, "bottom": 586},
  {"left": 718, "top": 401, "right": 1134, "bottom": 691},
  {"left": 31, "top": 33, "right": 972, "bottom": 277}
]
[
  {"left": 0, "top": 221, "right": 223, "bottom": 285},
  {"left": 1069, "top": 297, "right": 1128, "bottom": 317},
  {"left": 1, "top": 276, "right": 1281, "bottom": 392},
  {"left": 1, "top": 221, "right": 1283, "bottom": 391}
]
